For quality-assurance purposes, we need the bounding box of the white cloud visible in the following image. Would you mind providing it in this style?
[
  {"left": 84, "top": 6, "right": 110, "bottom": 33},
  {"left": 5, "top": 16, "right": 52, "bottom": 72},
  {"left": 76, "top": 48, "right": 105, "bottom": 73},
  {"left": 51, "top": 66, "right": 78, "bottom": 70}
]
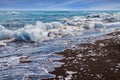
[
  {"left": 50, "top": 0, "right": 81, "bottom": 8},
  {"left": 36, "top": 3, "right": 44, "bottom": 6},
  {"left": 89, "top": 3, "right": 120, "bottom": 10}
]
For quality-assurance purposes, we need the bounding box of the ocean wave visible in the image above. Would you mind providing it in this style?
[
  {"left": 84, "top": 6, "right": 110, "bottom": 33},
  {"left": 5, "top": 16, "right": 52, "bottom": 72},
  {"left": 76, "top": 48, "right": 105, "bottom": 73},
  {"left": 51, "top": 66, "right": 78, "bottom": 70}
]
[
  {"left": 0, "top": 25, "right": 13, "bottom": 40},
  {"left": 0, "top": 13, "right": 120, "bottom": 42},
  {"left": 8, "top": 11, "right": 20, "bottom": 15}
]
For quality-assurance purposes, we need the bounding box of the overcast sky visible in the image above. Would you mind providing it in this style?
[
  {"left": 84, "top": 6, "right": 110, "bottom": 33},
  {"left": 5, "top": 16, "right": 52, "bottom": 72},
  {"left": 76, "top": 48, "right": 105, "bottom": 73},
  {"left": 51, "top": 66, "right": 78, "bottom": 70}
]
[{"left": 0, "top": 0, "right": 120, "bottom": 10}]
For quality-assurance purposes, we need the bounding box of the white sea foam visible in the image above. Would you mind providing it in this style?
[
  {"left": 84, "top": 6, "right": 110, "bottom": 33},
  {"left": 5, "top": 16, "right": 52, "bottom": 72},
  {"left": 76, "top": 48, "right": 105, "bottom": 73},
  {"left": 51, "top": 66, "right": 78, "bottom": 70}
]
[
  {"left": 13, "top": 23, "right": 48, "bottom": 42},
  {"left": 9, "top": 11, "right": 20, "bottom": 15},
  {"left": 0, "top": 13, "right": 120, "bottom": 42},
  {"left": 106, "top": 22, "right": 120, "bottom": 28},
  {"left": 0, "top": 25, "right": 13, "bottom": 40},
  {"left": 13, "top": 21, "right": 83, "bottom": 42}
]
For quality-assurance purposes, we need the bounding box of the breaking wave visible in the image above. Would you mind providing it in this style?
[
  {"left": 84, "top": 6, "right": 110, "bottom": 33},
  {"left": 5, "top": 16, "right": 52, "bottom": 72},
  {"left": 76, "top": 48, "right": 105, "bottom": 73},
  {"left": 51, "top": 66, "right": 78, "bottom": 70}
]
[{"left": 0, "top": 12, "right": 120, "bottom": 42}]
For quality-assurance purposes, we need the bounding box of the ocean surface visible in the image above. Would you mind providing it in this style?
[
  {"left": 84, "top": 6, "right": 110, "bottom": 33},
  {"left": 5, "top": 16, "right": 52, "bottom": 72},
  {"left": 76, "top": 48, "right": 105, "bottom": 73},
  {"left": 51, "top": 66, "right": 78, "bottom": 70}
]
[{"left": 0, "top": 10, "right": 120, "bottom": 80}]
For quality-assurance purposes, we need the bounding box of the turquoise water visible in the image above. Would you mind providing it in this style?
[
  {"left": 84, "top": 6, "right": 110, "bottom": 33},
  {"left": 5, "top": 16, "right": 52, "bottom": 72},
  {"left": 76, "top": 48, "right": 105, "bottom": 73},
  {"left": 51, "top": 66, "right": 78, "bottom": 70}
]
[{"left": 0, "top": 10, "right": 119, "bottom": 29}]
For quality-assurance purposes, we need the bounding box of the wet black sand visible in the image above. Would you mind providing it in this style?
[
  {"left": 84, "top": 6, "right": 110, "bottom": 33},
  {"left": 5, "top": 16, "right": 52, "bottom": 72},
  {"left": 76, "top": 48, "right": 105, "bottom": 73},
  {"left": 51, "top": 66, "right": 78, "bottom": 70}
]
[{"left": 44, "top": 30, "right": 120, "bottom": 80}]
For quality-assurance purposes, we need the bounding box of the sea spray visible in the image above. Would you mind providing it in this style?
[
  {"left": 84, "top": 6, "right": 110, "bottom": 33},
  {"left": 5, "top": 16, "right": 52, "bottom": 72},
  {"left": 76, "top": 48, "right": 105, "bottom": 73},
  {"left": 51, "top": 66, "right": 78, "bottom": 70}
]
[
  {"left": 0, "top": 12, "right": 120, "bottom": 42},
  {"left": 0, "top": 25, "right": 13, "bottom": 40}
]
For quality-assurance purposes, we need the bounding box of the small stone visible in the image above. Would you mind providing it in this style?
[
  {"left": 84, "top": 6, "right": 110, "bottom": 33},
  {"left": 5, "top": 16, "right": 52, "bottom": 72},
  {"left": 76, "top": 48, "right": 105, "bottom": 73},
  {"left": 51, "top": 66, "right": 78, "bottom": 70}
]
[
  {"left": 117, "top": 35, "right": 120, "bottom": 40},
  {"left": 0, "top": 63, "right": 8, "bottom": 68},
  {"left": 23, "top": 76, "right": 29, "bottom": 80},
  {"left": 0, "top": 42, "right": 6, "bottom": 47},
  {"left": 99, "top": 43, "right": 104, "bottom": 47},
  {"left": 19, "top": 56, "right": 32, "bottom": 63}
]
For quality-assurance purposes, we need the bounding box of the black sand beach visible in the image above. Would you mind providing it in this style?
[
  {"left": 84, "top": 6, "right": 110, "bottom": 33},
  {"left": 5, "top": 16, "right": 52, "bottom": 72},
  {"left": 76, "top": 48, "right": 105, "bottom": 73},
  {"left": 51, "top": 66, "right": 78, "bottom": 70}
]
[{"left": 44, "top": 30, "right": 120, "bottom": 80}]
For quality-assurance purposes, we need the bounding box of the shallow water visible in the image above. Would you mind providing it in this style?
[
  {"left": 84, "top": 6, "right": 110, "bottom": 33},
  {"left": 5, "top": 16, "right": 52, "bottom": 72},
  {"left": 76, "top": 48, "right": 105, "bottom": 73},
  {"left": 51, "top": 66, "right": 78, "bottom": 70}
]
[{"left": 0, "top": 29, "right": 116, "bottom": 80}]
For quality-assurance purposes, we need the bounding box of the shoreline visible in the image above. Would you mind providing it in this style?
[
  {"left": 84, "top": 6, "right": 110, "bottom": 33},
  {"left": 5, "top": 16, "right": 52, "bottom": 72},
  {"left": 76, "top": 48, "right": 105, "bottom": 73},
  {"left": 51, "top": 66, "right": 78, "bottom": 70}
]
[{"left": 44, "top": 30, "right": 120, "bottom": 80}]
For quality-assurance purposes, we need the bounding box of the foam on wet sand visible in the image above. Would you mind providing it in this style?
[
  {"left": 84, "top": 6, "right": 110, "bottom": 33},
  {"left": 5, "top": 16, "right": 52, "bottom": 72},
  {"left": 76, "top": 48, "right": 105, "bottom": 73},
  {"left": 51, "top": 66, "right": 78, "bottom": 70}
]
[{"left": 45, "top": 30, "right": 120, "bottom": 80}]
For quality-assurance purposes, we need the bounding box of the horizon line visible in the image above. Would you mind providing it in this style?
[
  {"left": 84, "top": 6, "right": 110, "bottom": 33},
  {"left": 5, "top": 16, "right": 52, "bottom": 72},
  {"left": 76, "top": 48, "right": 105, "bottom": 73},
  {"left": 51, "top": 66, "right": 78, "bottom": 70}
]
[{"left": 0, "top": 8, "right": 120, "bottom": 11}]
